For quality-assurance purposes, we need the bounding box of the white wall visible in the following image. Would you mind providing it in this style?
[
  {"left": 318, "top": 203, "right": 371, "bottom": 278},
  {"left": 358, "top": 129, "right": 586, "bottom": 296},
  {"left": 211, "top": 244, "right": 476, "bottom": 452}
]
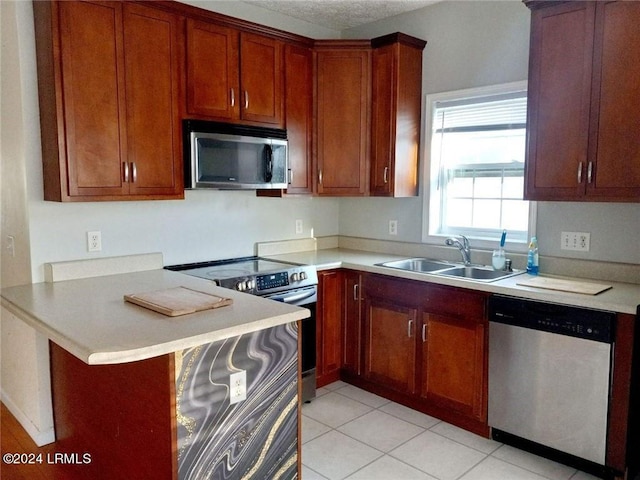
[
  {"left": 341, "top": 1, "right": 640, "bottom": 265},
  {"left": 1, "top": 0, "right": 54, "bottom": 446}
]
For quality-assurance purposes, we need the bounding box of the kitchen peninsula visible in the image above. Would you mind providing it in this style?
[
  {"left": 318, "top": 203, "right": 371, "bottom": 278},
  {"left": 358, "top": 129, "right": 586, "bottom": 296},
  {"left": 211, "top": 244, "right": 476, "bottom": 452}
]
[{"left": 1, "top": 264, "right": 309, "bottom": 479}]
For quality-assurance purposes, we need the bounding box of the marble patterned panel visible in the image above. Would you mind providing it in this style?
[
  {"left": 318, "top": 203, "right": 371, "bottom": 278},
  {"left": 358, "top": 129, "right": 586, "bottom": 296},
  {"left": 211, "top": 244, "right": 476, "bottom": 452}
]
[{"left": 176, "top": 322, "right": 298, "bottom": 480}]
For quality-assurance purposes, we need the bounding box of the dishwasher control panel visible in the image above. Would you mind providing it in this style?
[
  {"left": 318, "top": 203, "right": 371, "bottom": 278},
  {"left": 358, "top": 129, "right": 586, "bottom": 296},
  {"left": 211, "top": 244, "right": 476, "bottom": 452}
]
[{"left": 488, "top": 295, "right": 614, "bottom": 343}]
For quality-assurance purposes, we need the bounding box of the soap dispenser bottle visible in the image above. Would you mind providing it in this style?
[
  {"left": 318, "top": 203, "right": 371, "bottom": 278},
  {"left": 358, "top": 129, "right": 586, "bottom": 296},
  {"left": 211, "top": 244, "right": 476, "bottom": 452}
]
[{"left": 526, "top": 236, "right": 539, "bottom": 275}]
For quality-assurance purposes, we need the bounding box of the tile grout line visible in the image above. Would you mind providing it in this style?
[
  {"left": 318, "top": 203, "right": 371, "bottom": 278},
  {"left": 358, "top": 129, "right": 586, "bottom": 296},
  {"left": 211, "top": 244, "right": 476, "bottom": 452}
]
[{"left": 303, "top": 383, "right": 587, "bottom": 480}]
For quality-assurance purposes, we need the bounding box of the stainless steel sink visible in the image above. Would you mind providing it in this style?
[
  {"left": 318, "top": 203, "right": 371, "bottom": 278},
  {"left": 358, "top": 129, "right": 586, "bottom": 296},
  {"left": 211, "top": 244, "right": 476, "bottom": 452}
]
[
  {"left": 435, "top": 266, "right": 519, "bottom": 281},
  {"left": 377, "top": 258, "right": 523, "bottom": 282},
  {"left": 377, "top": 258, "right": 453, "bottom": 273}
]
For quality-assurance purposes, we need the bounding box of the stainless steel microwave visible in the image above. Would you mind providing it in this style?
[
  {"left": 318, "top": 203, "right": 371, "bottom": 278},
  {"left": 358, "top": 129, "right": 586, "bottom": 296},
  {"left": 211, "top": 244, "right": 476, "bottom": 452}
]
[{"left": 184, "top": 120, "right": 288, "bottom": 190}]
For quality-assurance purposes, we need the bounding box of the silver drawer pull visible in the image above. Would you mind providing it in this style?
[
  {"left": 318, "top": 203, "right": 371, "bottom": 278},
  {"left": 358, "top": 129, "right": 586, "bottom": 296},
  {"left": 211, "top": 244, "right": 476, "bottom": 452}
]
[
  {"left": 408, "top": 319, "right": 413, "bottom": 338},
  {"left": 422, "top": 323, "right": 427, "bottom": 343},
  {"left": 587, "top": 161, "right": 593, "bottom": 184},
  {"left": 230, "top": 88, "right": 235, "bottom": 107},
  {"left": 244, "top": 90, "right": 249, "bottom": 110},
  {"left": 131, "top": 162, "right": 137, "bottom": 183},
  {"left": 577, "top": 161, "right": 583, "bottom": 184},
  {"left": 123, "top": 162, "right": 129, "bottom": 182},
  {"left": 383, "top": 166, "right": 389, "bottom": 184},
  {"left": 353, "top": 284, "right": 359, "bottom": 301}
]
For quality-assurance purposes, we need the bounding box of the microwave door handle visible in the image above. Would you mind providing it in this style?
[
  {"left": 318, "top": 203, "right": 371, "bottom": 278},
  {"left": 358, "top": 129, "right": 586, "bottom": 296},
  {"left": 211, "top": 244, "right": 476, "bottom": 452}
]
[{"left": 264, "top": 144, "right": 273, "bottom": 182}]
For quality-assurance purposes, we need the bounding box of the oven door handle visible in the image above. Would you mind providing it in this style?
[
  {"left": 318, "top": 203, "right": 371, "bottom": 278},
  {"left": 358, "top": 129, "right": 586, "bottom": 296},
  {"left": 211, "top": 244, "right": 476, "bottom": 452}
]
[{"left": 269, "top": 289, "right": 316, "bottom": 304}]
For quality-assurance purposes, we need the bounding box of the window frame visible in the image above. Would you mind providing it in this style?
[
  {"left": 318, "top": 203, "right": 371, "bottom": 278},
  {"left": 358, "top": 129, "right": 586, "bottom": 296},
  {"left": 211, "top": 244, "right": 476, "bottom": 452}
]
[{"left": 421, "top": 81, "right": 536, "bottom": 253}]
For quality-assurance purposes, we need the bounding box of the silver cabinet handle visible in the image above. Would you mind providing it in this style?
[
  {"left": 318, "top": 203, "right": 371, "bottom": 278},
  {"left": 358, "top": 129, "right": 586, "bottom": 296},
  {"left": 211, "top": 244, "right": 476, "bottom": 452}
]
[
  {"left": 383, "top": 166, "right": 389, "bottom": 184},
  {"left": 123, "top": 162, "right": 129, "bottom": 183},
  {"left": 244, "top": 90, "right": 249, "bottom": 110},
  {"left": 422, "top": 323, "right": 427, "bottom": 343},
  {"left": 288, "top": 168, "right": 293, "bottom": 185},
  {"left": 131, "top": 162, "right": 137, "bottom": 183},
  {"left": 407, "top": 319, "right": 413, "bottom": 338},
  {"left": 577, "top": 161, "right": 583, "bottom": 184},
  {"left": 318, "top": 169, "right": 323, "bottom": 185},
  {"left": 353, "top": 283, "right": 359, "bottom": 301},
  {"left": 230, "top": 88, "right": 235, "bottom": 107},
  {"left": 587, "top": 161, "right": 593, "bottom": 184}
]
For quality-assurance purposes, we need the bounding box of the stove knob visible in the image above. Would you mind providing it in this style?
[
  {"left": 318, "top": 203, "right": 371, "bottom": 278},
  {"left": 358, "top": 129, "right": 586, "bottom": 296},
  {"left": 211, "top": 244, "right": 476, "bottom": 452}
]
[
  {"left": 300, "top": 271, "right": 307, "bottom": 280},
  {"left": 246, "top": 279, "right": 255, "bottom": 290},
  {"left": 291, "top": 273, "right": 300, "bottom": 282},
  {"left": 236, "top": 281, "right": 246, "bottom": 291}
]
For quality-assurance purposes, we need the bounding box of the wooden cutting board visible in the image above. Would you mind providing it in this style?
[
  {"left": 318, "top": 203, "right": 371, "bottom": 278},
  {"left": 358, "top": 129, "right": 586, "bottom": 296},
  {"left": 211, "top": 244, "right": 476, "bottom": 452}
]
[
  {"left": 516, "top": 276, "right": 612, "bottom": 295},
  {"left": 124, "top": 286, "right": 233, "bottom": 317}
]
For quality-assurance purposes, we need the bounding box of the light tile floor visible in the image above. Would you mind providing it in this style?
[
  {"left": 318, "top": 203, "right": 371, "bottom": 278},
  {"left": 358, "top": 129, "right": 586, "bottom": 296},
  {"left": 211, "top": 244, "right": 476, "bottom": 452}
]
[{"left": 302, "top": 381, "right": 601, "bottom": 480}]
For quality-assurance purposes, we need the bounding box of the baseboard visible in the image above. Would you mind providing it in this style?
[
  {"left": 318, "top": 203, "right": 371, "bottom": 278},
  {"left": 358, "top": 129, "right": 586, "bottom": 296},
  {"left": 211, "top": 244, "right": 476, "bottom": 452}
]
[{"left": 0, "top": 389, "right": 55, "bottom": 446}]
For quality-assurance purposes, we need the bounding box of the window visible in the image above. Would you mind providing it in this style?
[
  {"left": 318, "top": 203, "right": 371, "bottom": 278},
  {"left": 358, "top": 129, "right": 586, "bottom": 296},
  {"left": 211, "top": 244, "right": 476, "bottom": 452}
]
[{"left": 423, "top": 82, "right": 535, "bottom": 250}]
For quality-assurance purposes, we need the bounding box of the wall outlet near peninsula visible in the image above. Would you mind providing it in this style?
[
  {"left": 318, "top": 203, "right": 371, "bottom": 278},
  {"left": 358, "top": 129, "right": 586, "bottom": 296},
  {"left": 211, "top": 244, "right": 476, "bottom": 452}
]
[
  {"left": 87, "top": 231, "right": 102, "bottom": 252},
  {"left": 295, "top": 219, "right": 303, "bottom": 235},
  {"left": 229, "top": 370, "right": 247, "bottom": 405},
  {"left": 561, "top": 231, "right": 590, "bottom": 252},
  {"left": 389, "top": 220, "right": 398, "bottom": 236}
]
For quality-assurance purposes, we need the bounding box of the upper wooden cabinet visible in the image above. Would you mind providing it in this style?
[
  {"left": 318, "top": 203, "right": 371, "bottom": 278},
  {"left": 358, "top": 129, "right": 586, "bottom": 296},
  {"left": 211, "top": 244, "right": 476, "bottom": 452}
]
[
  {"left": 315, "top": 42, "right": 371, "bottom": 196},
  {"left": 34, "top": 1, "right": 184, "bottom": 201},
  {"left": 284, "top": 44, "right": 313, "bottom": 194},
  {"left": 370, "top": 34, "right": 426, "bottom": 197},
  {"left": 186, "top": 19, "right": 284, "bottom": 127},
  {"left": 525, "top": 1, "right": 640, "bottom": 202}
]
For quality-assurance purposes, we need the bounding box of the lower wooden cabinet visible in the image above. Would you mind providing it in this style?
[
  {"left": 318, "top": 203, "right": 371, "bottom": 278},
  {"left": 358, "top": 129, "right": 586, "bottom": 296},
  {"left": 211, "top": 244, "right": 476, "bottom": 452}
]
[
  {"left": 314, "top": 269, "right": 488, "bottom": 433},
  {"left": 342, "top": 270, "right": 363, "bottom": 376},
  {"left": 420, "top": 312, "right": 486, "bottom": 422},
  {"left": 335, "top": 271, "right": 489, "bottom": 435},
  {"left": 364, "top": 299, "right": 417, "bottom": 393},
  {"left": 317, "top": 270, "right": 342, "bottom": 386}
]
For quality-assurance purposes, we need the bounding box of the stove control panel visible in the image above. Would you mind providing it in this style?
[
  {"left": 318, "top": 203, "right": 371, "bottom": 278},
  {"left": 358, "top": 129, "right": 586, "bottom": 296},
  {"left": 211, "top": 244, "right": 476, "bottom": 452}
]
[{"left": 257, "top": 271, "right": 290, "bottom": 291}]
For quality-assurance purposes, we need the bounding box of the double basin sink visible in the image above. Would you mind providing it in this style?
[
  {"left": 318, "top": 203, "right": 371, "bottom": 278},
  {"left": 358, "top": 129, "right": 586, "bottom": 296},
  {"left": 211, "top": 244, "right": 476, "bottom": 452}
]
[{"left": 376, "top": 258, "right": 523, "bottom": 283}]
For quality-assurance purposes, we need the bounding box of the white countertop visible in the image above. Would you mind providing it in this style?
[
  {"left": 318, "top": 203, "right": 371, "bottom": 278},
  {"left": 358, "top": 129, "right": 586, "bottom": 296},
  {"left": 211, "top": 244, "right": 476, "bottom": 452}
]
[
  {"left": 1, "top": 269, "right": 309, "bottom": 365},
  {"left": 267, "top": 248, "right": 640, "bottom": 315}
]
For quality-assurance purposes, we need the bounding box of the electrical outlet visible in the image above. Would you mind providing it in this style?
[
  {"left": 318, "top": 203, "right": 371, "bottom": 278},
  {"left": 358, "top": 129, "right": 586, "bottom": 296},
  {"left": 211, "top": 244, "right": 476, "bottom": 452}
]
[
  {"left": 561, "top": 231, "right": 590, "bottom": 252},
  {"left": 295, "top": 219, "right": 303, "bottom": 235},
  {"left": 6, "top": 235, "right": 15, "bottom": 257},
  {"left": 229, "top": 370, "right": 247, "bottom": 405},
  {"left": 389, "top": 220, "right": 398, "bottom": 236},
  {"left": 87, "top": 231, "right": 102, "bottom": 252}
]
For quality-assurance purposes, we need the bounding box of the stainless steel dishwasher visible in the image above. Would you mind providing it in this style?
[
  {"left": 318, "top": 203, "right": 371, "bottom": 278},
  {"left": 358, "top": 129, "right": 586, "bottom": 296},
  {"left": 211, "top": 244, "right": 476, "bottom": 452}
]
[{"left": 488, "top": 295, "right": 615, "bottom": 474}]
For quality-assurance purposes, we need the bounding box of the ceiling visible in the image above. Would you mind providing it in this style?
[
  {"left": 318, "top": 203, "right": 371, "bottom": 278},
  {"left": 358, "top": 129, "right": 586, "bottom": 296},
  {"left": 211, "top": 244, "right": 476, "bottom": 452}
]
[{"left": 243, "top": 0, "right": 439, "bottom": 30}]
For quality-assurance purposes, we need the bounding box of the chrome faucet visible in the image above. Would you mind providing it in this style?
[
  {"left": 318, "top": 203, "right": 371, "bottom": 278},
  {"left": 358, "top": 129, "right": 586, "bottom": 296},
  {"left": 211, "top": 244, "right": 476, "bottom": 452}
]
[{"left": 445, "top": 235, "right": 472, "bottom": 265}]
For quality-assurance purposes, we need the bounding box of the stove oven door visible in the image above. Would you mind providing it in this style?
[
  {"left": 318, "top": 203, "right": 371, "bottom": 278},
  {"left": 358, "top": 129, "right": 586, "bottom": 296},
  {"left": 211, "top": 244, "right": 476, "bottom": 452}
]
[{"left": 264, "top": 286, "right": 317, "bottom": 403}]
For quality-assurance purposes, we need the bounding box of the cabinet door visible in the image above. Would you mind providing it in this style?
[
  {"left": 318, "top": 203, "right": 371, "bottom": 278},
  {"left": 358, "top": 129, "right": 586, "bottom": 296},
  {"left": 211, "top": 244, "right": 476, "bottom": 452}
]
[
  {"left": 240, "top": 33, "right": 284, "bottom": 126},
  {"left": 342, "top": 271, "right": 362, "bottom": 376},
  {"left": 420, "top": 313, "right": 486, "bottom": 421},
  {"left": 317, "top": 270, "right": 342, "bottom": 386},
  {"left": 123, "top": 4, "right": 183, "bottom": 197},
  {"left": 370, "top": 38, "right": 424, "bottom": 197},
  {"left": 588, "top": 1, "right": 640, "bottom": 199},
  {"left": 284, "top": 45, "right": 313, "bottom": 194},
  {"left": 186, "top": 19, "right": 239, "bottom": 120},
  {"left": 316, "top": 49, "right": 370, "bottom": 196},
  {"left": 364, "top": 298, "right": 416, "bottom": 394},
  {"left": 57, "top": 1, "right": 128, "bottom": 198},
  {"left": 525, "top": 2, "right": 595, "bottom": 200}
]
